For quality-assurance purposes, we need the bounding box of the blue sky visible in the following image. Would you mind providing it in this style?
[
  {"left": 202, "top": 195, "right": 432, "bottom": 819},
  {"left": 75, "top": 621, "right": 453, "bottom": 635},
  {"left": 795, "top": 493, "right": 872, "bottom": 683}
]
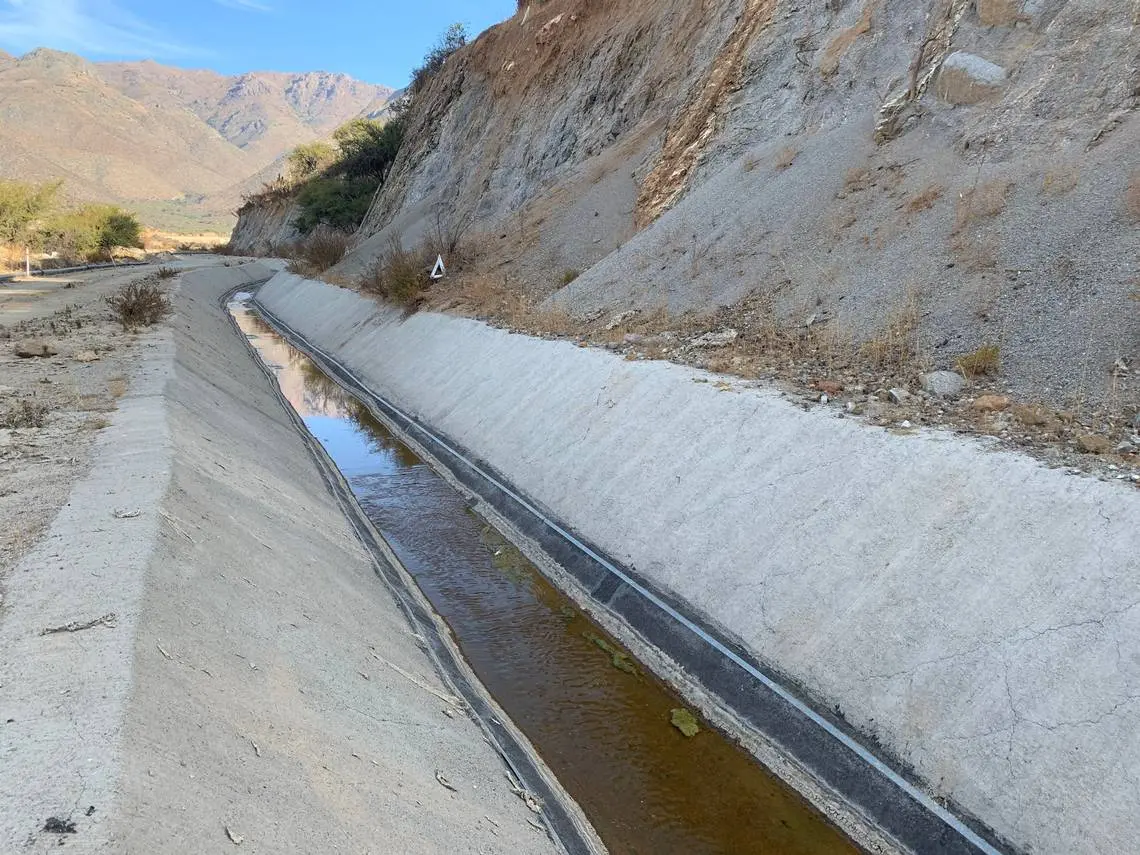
[{"left": 0, "top": 0, "right": 517, "bottom": 85}]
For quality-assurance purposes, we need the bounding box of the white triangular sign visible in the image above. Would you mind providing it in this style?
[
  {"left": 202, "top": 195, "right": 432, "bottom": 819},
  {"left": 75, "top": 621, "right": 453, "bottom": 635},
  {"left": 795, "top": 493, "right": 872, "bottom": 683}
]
[{"left": 430, "top": 255, "right": 446, "bottom": 280}]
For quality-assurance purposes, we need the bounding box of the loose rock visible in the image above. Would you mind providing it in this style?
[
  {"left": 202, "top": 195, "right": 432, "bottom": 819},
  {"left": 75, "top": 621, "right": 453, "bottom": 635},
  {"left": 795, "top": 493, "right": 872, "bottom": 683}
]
[
  {"left": 74, "top": 349, "right": 100, "bottom": 363},
  {"left": 973, "top": 394, "right": 1011, "bottom": 412},
  {"left": 14, "top": 339, "right": 59, "bottom": 358},
  {"left": 888, "top": 388, "right": 910, "bottom": 405},
  {"left": 1076, "top": 434, "right": 1113, "bottom": 455},
  {"left": 921, "top": 371, "right": 965, "bottom": 398},
  {"left": 689, "top": 329, "right": 739, "bottom": 348}
]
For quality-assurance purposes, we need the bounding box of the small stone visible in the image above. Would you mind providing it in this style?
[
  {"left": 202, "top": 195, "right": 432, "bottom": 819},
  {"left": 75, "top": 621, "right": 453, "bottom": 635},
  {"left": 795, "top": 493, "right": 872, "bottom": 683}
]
[
  {"left": 14, "top": 339, "right": 59, "bottom": 358},
  {"left": 921, "top": 371, "right": 965, "bottom": 398},
  {"left": 973, "top": 394, "right": 1011, "bottom": 412},
  {"left": 623, "top": 333, "right": 644, "bottom": 345},
  {"left": 74, "top": 349, "right": 99, "bottom": 363},
  {"left": 814, "top": 380, "right": 845, "bottom": 395},
  {"left": 604, "top": 310, "right": 637, "bottom": 331},
  {"left": 888, "top": 388, "right": 910, "bottom": 404},
  {"left": 1076, "top": 434, "right": 1113, "bottom": 455},
  {"left": 0, "top": 429, "right": 12, "bottom": 447},
  {"left": 899, "top": 419, "right": 913, "bottom": 429},
  {"left": 1012, "top": 404, "right": 1051, "bottom": 427},
  {"left": 690, "top": 329, "right": 739, "bottom": 348},
  {"left": 845, "top": 401, "right": 856, "bottom": 413},
  {"left": 819, "top": 394, "right": 829, "bottom": 404}
]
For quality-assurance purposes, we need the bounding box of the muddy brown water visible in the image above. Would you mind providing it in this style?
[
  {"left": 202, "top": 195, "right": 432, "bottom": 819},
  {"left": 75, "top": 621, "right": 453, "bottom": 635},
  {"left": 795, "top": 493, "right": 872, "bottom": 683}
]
[{"left": 231, "top": 299, "right": 862, "bottom": 855}]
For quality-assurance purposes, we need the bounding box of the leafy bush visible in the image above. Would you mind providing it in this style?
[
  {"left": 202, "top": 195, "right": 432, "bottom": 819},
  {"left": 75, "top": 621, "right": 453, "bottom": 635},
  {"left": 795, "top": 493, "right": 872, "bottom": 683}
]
[
  {"left": 409, "top": 23, "right": 467, "bottom": 96},
  {"left": 287, "top": 141, "right": 337, "bottom": 183},
  {"left": 105, "top": 279, "right": 171, "bottom": 329},
  {"left": 295, "top": 177, "right": 378, "bottom": 234},
  {"left": 42, "top": 205, "right": 143, "bottom": 261},
  {"left": 0, "top": 180, "right": 60, "bottom": 246}
]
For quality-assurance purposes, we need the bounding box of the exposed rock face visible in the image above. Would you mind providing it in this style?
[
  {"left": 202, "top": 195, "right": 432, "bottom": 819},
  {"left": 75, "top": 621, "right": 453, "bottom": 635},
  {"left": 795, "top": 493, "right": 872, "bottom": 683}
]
[
  {"left": 935, "top": 51, "right": 1009, "bottom": 103},
  {"left": 232, "top": 0, "right": 1137, "bottom": 416},
  {"left": 228, "top": 197, "right": 301, "bottom": 256}
]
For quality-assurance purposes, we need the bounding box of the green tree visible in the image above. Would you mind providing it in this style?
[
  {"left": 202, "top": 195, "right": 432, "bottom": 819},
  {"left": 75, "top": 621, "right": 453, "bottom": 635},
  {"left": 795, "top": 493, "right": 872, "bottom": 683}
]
[
  {"left": 0, "top": 179, "right": 60, "bottom": 247},
  {"left": 332, "top": 118, "right": 405, "bottom": 181},
  {"left": 42, "top": 205, "right": 143, "bottom": 261},
  {"left": 410, "top": 23, "right": 467, "bottom": 95},
  {"left": 287, "top": 141, "right": 337, "bottom": 183}
]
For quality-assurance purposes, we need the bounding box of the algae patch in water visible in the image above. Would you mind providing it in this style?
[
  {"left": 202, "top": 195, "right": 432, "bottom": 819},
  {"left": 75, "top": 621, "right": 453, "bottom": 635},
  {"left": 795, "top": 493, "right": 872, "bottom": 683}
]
[
  {"left": 670, "top": 708, "right": 701, "bottom": 737},
  {"left": 583, "top": 631, "right": 640, "bottom": 676}
]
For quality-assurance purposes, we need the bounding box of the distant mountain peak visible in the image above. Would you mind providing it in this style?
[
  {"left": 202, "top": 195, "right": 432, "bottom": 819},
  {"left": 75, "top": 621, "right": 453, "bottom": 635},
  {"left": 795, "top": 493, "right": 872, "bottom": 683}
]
[{"left": 0, "top": 48, "right": 394, "bottom": 233}]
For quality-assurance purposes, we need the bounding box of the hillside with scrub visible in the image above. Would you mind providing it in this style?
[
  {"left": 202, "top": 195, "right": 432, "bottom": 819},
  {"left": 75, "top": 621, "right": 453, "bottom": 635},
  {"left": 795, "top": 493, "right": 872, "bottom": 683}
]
[{"left": 232, "top": 0, "right": 1139, "bottom": 470}]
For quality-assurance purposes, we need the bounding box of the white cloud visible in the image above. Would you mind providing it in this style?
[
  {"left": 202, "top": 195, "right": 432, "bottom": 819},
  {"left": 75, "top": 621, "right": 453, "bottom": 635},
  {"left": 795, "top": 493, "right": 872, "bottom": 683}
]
[{"left": 0, "top": 0, "right": 198, "bottom": 58}]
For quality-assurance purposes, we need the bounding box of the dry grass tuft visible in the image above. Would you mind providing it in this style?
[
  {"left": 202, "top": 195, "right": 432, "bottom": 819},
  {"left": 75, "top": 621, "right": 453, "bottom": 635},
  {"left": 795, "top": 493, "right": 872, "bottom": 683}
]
[
  {"left": 842, "top": 167, "right": 873, "bottom": 195},
  {"left": 285, "top": 227, "right": 351, "bottom": 276},
  {"left": 1042, "top": 167, "right": 1080, "bottom": 197},
  {"left": 861, "top": 290, "right": 920, "bottom": 374},
  {"left": 774, "top": 147, "right": 799, "bottom": 170},
  {"left": 155, "top": 266, "right": 178, "bottom": 280},
  {"left": 105, "top": 279, "right": 171, "bottom": 330},
  {"left": 906, "top": 184, "right": 944, "bottom": 213},
  {"left": 560, "top": 269, "right": 581, "bottom": 286},
  {"left": 953, "top": 180, "right": 1012, "bottom": 234},
  {"left": 956, "top": 344, "right": 1001, "bottom": 378},
  {"left": 1126, "top": 173, "right": 1140, "bottom": 222},
  {"left": 358, "top": 236, "right": 435, "bottom": 308},
  {"left": 2, "top": 398, "right": 49, "bottom": 428}
]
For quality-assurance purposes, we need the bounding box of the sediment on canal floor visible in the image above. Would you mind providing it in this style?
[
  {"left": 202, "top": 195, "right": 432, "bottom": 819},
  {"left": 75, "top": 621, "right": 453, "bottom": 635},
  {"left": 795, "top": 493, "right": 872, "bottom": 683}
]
[{"left": 255, "top": 271, "right": 1140, "bottom": 855}]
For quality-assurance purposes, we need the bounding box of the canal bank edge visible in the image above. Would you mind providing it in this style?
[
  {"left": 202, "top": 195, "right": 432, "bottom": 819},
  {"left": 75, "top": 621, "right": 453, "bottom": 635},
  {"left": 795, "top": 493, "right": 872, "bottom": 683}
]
[{"left": 256, "top": 271, "right": 1140, "bottom": 855}]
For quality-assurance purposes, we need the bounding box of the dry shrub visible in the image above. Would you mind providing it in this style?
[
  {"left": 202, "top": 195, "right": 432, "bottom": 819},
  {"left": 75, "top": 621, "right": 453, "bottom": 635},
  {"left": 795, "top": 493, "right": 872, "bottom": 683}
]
[
  {"left": 358, "top": 236, "right": 434, "bottom": 307},
  {"left": 287, "top": 227, "right": 350, "bottom": 275},
  {"left": 1042, "top": 167, "right": 1080, "bottom": 197},
  {"left": 956, "top": 344, "right": 1001, "bottom": 378},
  {"left": 560, "top": 269, "right": 580, "bottom": 286},
  {"left": 1126, "top": 173, "right": 1140, "bottom": 222},
  {"left": 1, "top": 398, "right": 49, "bottom": 428},
  {"left": 953, "top": 235, "right": 1001, "bottom": 272},
  {"left": 906, "top": 184, "right": 944, "bottom": 213},
  {"left": 774, "top": 147, "right": 799, "bottom": 170},
  {"left": 156, "top": 266, "right": 178, "bottom": 279},
  {"left": 953, "top": 180, "right": 1012, "bottom": 234},
  {"left": 842, "top": 167, "right": 873, "bottom": 195},
  {"left": 862, "top": 290, "right": 920, "bottom": 374},
  {"left": 105, "top": 279, "right": 171, "bottom": 330}
]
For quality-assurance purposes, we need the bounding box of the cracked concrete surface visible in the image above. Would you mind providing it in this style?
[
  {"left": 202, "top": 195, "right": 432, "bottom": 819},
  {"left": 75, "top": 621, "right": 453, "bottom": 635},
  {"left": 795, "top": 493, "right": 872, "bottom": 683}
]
[{"left": 261, "top": 272, "right": 1140, "bottom": 855}]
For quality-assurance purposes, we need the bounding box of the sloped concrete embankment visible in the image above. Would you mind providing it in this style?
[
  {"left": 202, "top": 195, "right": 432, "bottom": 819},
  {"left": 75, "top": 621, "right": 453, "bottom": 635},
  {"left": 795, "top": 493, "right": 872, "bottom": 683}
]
[
  {"left": 258, "top": 271, "right": 1140, "bottom": 855},
  {"left": 1, "top": 261, "right": 576, "bottom": 854}
]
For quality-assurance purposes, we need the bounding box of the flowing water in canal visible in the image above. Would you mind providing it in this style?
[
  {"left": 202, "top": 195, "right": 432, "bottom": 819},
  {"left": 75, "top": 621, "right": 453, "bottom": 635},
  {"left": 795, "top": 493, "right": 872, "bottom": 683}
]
[{"left": 230, "top": 297, "right": 861, "bottom": 855}]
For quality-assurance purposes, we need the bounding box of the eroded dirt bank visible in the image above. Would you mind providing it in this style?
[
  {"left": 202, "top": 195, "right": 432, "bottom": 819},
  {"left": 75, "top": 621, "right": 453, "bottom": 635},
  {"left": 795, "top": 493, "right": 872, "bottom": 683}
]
[
  {"left": 1, "top": 261, "right": 575, "bottom": 853},
  {"left": 259, "top": 270, "right": 1140, "bottom": 855}
]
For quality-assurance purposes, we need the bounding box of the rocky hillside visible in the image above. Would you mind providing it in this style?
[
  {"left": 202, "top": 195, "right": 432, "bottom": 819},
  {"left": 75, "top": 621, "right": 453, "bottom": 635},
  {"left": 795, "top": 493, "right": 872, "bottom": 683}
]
[
  {"left": 235, "top": 0, "right": 1136, "bottom": 415},
  {"left": 0, "top": 49, "right": 393, "bottom": 232}
]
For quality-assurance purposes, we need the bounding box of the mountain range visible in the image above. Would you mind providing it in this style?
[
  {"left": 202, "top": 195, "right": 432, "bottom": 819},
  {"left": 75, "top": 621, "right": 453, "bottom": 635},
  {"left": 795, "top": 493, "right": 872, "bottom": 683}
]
[{"left": 0, "top": 48, "right": 393, "bottom": 233}]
